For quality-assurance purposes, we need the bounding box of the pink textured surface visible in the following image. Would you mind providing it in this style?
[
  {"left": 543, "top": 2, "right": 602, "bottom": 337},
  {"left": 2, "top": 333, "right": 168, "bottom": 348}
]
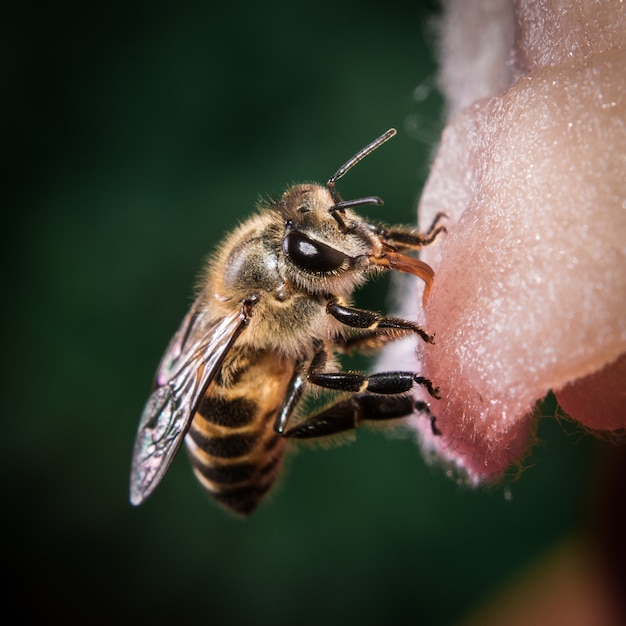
[{"left": 383, "top": 0, "right": 626, "bottom": 483}]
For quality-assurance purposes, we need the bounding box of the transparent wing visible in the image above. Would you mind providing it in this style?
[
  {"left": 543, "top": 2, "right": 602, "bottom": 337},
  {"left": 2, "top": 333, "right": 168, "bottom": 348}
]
[{"left": 129, "top": 298, "right": 248, "bottom": 506}]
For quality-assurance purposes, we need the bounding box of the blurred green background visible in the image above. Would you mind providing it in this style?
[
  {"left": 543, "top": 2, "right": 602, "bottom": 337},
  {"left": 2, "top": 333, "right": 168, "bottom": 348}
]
[{"left": 4, "top": 1, "right": 620, "bottom": 624}]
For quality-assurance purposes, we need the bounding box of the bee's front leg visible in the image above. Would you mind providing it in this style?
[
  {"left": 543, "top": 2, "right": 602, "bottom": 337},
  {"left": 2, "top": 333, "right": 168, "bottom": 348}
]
[
  {"left": 372, "top": 212, "right": 448, "bottom": 250},
  {"left": 326, "top": 301, "right": 434, "bottom": 344}
]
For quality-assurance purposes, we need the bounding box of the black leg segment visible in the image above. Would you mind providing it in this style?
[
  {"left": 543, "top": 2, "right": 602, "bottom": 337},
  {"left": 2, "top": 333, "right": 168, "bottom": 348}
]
[
  {"left": 309, "top": 371, "right": 440, "bottom": 399},
  {"left": 283, "top": 394, "right": 434, "bottom": 439},
  {"left": 274, "top": 360, "right": 308, "bottom": 434},
  {"left": 327, "top": 301, "right": 434, "bottom": 344}
]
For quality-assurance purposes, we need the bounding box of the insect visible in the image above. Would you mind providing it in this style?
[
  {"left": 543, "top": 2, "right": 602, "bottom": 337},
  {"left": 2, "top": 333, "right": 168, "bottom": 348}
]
[{"left": 129, "top": 128, "right": 446, "bottom": 515}]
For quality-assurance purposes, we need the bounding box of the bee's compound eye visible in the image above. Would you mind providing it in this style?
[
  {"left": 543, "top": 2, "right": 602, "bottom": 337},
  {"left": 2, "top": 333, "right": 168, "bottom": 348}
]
[{"left": 283, "top": 231, "right": 348, "bottom": 273}]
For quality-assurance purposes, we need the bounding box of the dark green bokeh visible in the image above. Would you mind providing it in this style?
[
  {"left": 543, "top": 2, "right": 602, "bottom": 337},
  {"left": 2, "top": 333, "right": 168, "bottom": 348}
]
[{"left": 4, "top": 2, "right": 611, "bottom": 624}]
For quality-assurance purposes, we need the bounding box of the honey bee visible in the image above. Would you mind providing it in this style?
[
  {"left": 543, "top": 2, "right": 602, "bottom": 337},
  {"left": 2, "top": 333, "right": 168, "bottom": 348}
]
[{"left": 130, "top": 129, "right": 446, "bottom": 515}]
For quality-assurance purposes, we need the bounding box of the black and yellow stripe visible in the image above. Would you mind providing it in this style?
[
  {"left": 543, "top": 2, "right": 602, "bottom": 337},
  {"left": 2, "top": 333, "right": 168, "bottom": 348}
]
[{"left": 184, "top": 350, "right": 291, "bottom": 516}]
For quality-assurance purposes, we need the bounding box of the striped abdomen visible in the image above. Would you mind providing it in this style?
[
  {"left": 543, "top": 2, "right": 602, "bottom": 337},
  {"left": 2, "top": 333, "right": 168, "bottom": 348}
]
[{"left": 184, "top": 350, "right": 292, "bottom": 516}]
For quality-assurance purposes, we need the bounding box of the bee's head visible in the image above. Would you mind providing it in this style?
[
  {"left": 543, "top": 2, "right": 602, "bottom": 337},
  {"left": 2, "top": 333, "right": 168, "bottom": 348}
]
[
  {"left": 276, "top": 129, "right": 398, "bottom": 296},
  {"left": 278, "top": 183, "right": 383, "bottom": 295}
]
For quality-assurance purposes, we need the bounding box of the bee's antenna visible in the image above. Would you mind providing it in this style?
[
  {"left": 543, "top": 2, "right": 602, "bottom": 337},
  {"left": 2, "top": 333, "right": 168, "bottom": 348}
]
[
  {"left": 327, "top": 128, "right": 397, "bottom": 207},
  {"left": 326, "top": 129, "right": 397, "bottom": 230}
]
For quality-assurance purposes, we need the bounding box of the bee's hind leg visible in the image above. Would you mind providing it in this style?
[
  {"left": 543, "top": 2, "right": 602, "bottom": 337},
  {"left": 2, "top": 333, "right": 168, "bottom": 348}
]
[
  {"left": 278, "top": 340, "right": 441, "bottom": 439},
  {"left": 273, "top": 360, "right": 307, "bottom": 435},
  {"left": 282, "top": 393, "right": 439, "bottom": 439}
]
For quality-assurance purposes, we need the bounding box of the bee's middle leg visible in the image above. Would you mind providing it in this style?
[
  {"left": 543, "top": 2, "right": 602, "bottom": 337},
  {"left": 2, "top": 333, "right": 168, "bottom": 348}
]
[{"left": 309, "top": 370, "right": 440, "bottom": 400}]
